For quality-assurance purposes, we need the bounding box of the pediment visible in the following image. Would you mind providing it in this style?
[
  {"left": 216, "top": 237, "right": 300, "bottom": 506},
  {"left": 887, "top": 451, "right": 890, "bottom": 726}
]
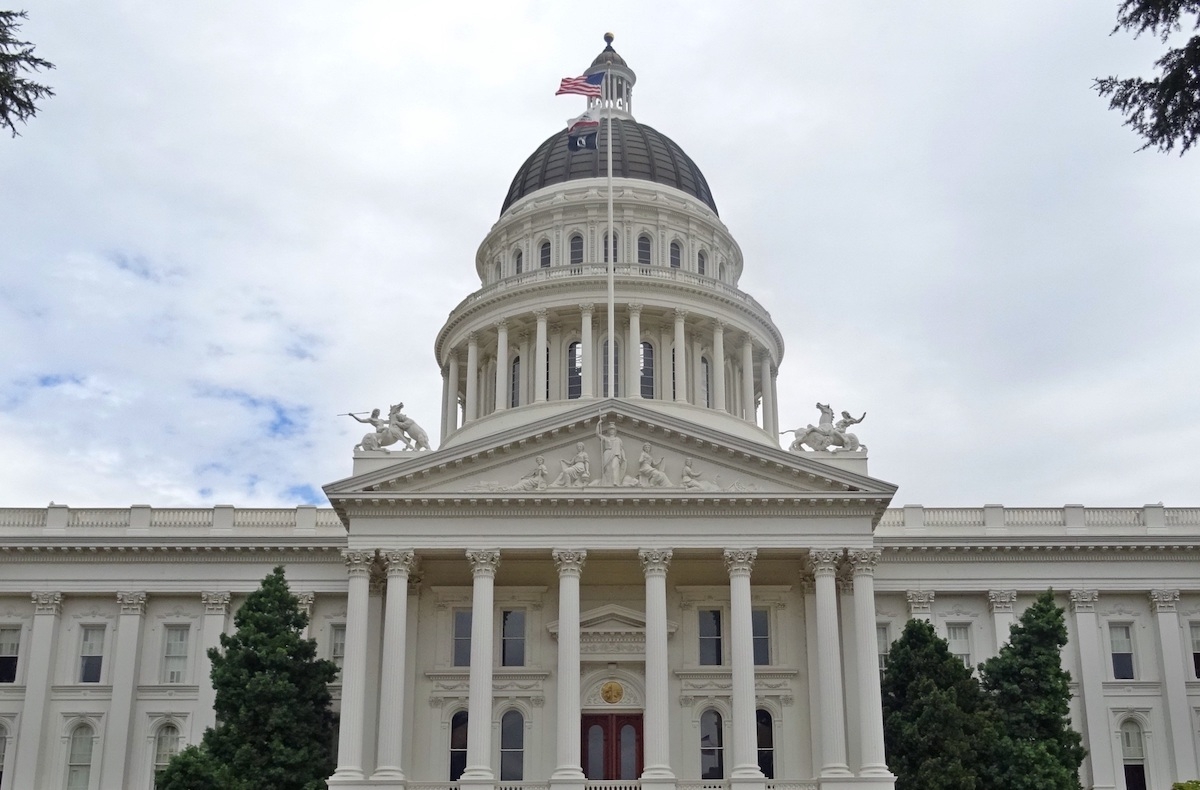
[{"left": 547, "top": 603, "right": 677, "bottom": 661}]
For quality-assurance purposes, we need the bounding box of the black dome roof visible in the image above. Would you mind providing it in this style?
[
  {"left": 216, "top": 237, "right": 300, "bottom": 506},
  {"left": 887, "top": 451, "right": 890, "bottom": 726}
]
[{"left": 501, "top": 118, "right": 718, "bottom": 216}]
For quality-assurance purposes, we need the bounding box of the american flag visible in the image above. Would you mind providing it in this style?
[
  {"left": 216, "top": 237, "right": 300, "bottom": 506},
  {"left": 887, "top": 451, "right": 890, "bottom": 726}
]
[{"left": 556, "top": 72, "right": 605, "bottom": 98}]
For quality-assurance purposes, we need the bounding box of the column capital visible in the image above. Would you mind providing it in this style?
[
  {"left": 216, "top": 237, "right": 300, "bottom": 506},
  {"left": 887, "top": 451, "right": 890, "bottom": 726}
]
[
  {"left": 674, "top": 308, "right": 689, "bottom": 320},
  {"left": 797, "top": 567, "right": 815, "bottom": 593},
  {"left": 988, "top": 589, "right": 1017, "bottom": 613},
  {"left": 627, "top": 302, "right": 642, "bottom": 316},
  {"left": 295, "top": 592, "right": 315, "bottom": 618},
  {"left": 202, "top": 591, "right": 231, "bottom": 614},
  {"left": 579, "top": 302, "right": 595, "bottom": 315},
  {"left": 31, "top": 591, "right": 62, "bottom": 615},
  {"left": 466, "top": 549, "right": 501, "bottom": 577},
  {"left": 639, "top": 548, "right": 673, "bottom": 574},
  {"left": 847, "top": 549, "right": 881, "bottom": 575},
  {"left": 723, "top": 548, "right": 757, "bottom": 575},
  {"left": 809, "top": 549, "right": 841, "bottom": 575},
  {"left": 383, "top": 550, "right": 418, "bottom": 577},
  {"left": 467, "top": 331, "right": 478, "bottom": 343},
  {"left": 712, "top": 319, "right": 726, "bottom": 332},
  {"left": 495, "top": 319, "right": 508, "bottom": 330},
  {"left": 343, "top": 550, "right": 375, "bottom": 577},
  {"left": 1150, "top": 589, "right": 1180, "bottom": 613},
  {"left": 118, "top": 591, "right": 147, "bottom": 615},
  {"left": 534, "top": 308, "right": 548, "bottom": 320},
  {"left": 552, "top": 549, "right": 588, "bottom": 575},
  {"left": 1070, "top": 589, "right": 1098, "bottom": 613},
  {"left": 906, "top": 590, "right": 935, "bottom": 615}
]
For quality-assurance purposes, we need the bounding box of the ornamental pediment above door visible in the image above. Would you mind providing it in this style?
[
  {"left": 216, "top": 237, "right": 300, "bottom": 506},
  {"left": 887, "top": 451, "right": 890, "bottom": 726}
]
[{"left": 547, "top": 603, "right": 677, "bottom": 662}]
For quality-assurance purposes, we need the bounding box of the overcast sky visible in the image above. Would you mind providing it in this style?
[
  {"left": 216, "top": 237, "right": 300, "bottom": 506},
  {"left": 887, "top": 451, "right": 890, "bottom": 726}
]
[{"left": 2, "top": 1, "right": 1197, "bottom": 509}]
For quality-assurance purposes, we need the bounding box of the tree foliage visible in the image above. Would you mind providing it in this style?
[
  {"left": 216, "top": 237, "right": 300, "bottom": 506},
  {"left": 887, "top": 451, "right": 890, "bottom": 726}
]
[
  {"left": 1174, "top": 782, "right": 1200, "bottom": 790},
  {"left": 881, "top": 619, "right": 993, "bottom": 790},
  {"left": 0, "top": 10, "right": 54, "bottom": 137},
  {"left": 157, "top": 567, "right": 339, "bottom": 790},
  {"left": 1095, "top": 1, "right": 1200, "bottom": 154}
]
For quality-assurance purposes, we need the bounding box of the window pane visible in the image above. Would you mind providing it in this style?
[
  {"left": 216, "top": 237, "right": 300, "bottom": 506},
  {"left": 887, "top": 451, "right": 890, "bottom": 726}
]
[
  {"left": 450, "top": 711, "right": 468, "bottom": 780},
  {"left": 602, "top": 340, "right": 620, "bottom": 397},
  {"left": 163, "top": 625, "right": 189, "bottom": 683},
  {"left": 751, "top": 609, "right": 769, "bottom": 666},
  {"left": 698, "top": 251, "right": 707, "bottom": 275},
  {"left": 603, "top": 232, "right": 619, "bottom": 263},
  {"left": 877, "top": 624, "right": 891, "bottom": 673},
  {"left": 1110, "top": 624, "right": 1133, "bottom": 652},
  {"left": 80, "top": 626, "right": 105, "bottom": 683},
  {"left": 1192, "top": 623, "right": 1200, "bottom": 678},
  {"left": 699, "top": 609, "right": 722, "bottom": 665},
  {"left": 500, "top": 711, "right": 523, "bottom": 780},
  {"left": 639, "top": 342, "right": 655, "bottom": 398},
  {"left": 502, "top": 610, "right": 525, "bottom": 666},
  {"left": 567, "top": 342, "right": 583, "bottom": 400},
  {"left": 756, "top": 709, "right": 774, "bottom": 778},
  {"left": 669, "top": 242, "right": 681, "bottom": 269},
  {"left": 700, "top": 710, "right": 723, "bottom": 779},
  {"left": 586, "top": 724, "right": 605, "bottom": 779},
  {"left": 0, "top": 626, "right": 18, "bottom": 683},
  {"left": 155, "top": 724, "right": 180, "bottom": 768},
  {"left": 1110, "top": 624, "right": 1134, "bottom": 679},
  {"left": 330, "top": 624, "right": 346, "bottom": 672},
  {"left": 67, "top": 725, "right": 93, "bottom": 790},
  {"left": 514, "top": 250, "right": 523, "bottom": 275},
  {"left": 510, "top": 356, "right": 521, "bottom": 408},
  {"left": 540, "top": 241, "right": 551, "bottom": 268},
  {"left": 1113, "top": 652, "right": 1135, "bottom": 679},
  {"left": 453, "top": 611, "right": 472, "bottom": 667},
  {"left": 619, "top": 722, "right": 638, "bottom": 780},
  {"left": 947, "top": 624, "right": 971, "bottom": 667},
  {"left": 638, "top": 235, "right": 651, "bottom": 265},
  {"left": 570, "top": 235, "right": 583, "bottom": 265}
]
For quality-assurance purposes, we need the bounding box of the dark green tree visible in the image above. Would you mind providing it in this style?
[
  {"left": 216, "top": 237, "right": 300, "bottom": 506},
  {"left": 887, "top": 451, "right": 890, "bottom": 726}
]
[
  {"left": 1095, "top": 1, "right": 1200, "bottom": 154},
  {"left": 157, "top": 567, "right": 339, "bottom": 790},
  {"left": 881, "top": 619, "right": 993, "bottom": 790},
  {"left": 0, "top": 10, "right": 54, "bottom": 137},
  {"left": 979, "top": 590, "right": 1087, "bottom": 790}
]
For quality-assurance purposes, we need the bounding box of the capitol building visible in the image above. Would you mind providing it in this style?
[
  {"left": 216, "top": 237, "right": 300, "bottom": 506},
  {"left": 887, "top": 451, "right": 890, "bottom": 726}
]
[{"left": 1, "top": 38, "right": 1197, "bottom": 790}]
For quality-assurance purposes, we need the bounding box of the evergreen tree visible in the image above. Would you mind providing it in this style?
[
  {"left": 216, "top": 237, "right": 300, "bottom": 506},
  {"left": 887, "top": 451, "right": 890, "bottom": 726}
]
[
  {"left": 0, "top": 10, "right": 55, "bottom": 137},
  {"left": 157, "top": 567, "right": 339, "bottom": 790},
  {"left": 979, "top": 590, "right": 1087, "bottom": 790},
  {"left": 881, "top": 619, "right": 993, "bottom": 790}
]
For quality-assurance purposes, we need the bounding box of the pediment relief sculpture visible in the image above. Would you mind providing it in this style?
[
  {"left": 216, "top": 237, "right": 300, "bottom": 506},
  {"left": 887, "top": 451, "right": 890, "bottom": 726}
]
[{"left": 783, "top": 402, "right": 867, "bottom": 453}]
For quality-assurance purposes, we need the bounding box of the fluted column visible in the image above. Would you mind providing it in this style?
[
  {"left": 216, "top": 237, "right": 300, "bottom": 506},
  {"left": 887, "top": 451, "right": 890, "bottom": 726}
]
[
  {"left": 446, "top": 354, "right": 460, "bottom": 436},
  {"left": 741, "top": 335, "right": 755, "bottom": 422},
  {"left": 535, "top": 310, "right": 548, "bottom": 403},
  {"left": 724, "top": 549, "right": 765, "bottom": 783},
  {"left": 100, "top": 591, "right": 147, "bottom": 788},
  {"left": 373, "top": 550, "right": 418, "bottom": 780},
  {"left": 580, "top": 304, "right": 595, "bottom": 398},
  {"left": 760, "top": 360, "right": 775, "bottom": 434},
  {"left": 639, "top": 549, "right": 676, "bottom": 782},
  {"left": 494, "top": 320, "right": 509, "bottom": 412},
  {"left": 1151, "top": 589, "right": 1199, "bottom": 779},
  {"left": 673, "top": 309, "right": 688, "bottom": 403},
  {"left": 551, "top": 550, "right": 588, "bottom": 787},
  {"left": 332, "top": 550, "right": 374, "bottom": 781},
  {"left": 628, "top": 304, "right": 642, "bottom": 398},
  {"left": 989, "top": 590, "right": 1017, "bottom": 652},
  {"left": 1070, "top": 590, "right": 1115, "bottom": 790},
  {"left": 440, "top": 364, "right": 450, "bottom": 440},
  {"left": 196, "top": 591, "right": 230, "bottom": 734},
  {"left": 811, "top": 550, "right": 851, "bottom": 776},
  {"left": 13, "top": 592, "right": 61, "bottom": 789},
  {"left": 465, "top": 333, "right": 479, "bottom": 422},
  {"left": 769, "top": 365, "right": 778, "bottom": 434},
  {"left": 849, "top": 550, "right": 891, "bottom": 777},
  {"left": 712, "top": 321, "right": 727, "bottom": 412},
  {"left": 463, "top": 549, "right": 501, "bottom": 782}
]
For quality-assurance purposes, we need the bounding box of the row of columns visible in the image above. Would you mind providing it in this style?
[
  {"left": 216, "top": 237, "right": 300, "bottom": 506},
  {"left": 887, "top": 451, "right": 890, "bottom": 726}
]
[{"left": 330, "top": 547, "right": 889, "bottom": 786}]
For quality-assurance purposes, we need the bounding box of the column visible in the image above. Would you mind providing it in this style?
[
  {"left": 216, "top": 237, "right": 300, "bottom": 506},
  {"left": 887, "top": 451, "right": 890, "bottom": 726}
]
[
  {"left": 989, "top": 590, "right": 1017, "bottom": 652},
  {"left": 724, "top": 549, "right": 765, "bottom": 784},
  {"left": 12, "top": 592, "right": 61, "bottom": 789},
  {"left": 447, "top": 354, "right": 460, "bottom": 435},
  {"left": 760, "top": 360, "right": 775, "bottom": 435},
  {"left": 465, "top": 333, "right": 479, "bottom": 422},
  {"left": 1070, "top": 590, "right": 1116, "bottom": 790},
  {"left": 296, "top": 592, "right": 315, "bottom": 639},
  {"left": 196, "top": 591, "right": 230, "bottom": 734},
  {"left": 332, "top": 550, "right": 374, "bottom": 782},
  {"left": 580, "top": 304, "right": 594, "bottom": 398},
  {"left": 848, "top": 551, "right": 891, "bottom": 778},
  {"left": 741, "top": 335, "right": 755, "bottom": 422},
  {"left": 440, "top": 364, "right": 450, "bottom": 440},
  {"left": 373, "top": 550, "right": 418, "bottom": 780},
  {"left": 712, "top": 321, "right": 726, "bottom": 412},
  {"left": 517, "top": 332, "right": 530, "bottom": 406},
  {"left": 494, "top": 320, "right": 509, "bottom": 412},
  {"left": 673, "top": 309, "right": 688, "bottom": 403},
  {"left": 551, "top": 550, "right": 588, "bottom": 788},
  {"left": 100, "top": 591, "right": 147, "bottom": 788},
  {"left": 1151, "top": 589, "right": 1199, "bottom": 779},
  {"left": 692, "top": 336, "right": 704, "bottom": 407},
  {"left": 535, "top": 310, "right": 548, "bottom": 403},
  {"left": 811, "top": 550, "right": 851, "bottom": 776},
  {"left": 627, "top": 304, "right": 642, "bottom": 398},
  {"left": 769, "top": 365, "right": 779, "bottom": 434},
  {"left": 639, "top": 549, "right": 676, "bottom": 784},
  {"left": 462, "top": 549, "right": 501, "bottom": 783},
  {"left": 906, "top": 590, "right": 934, "bottom": 623}
]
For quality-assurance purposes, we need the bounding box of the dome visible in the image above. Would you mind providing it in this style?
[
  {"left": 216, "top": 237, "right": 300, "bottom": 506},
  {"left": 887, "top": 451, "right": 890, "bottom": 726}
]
[{"left": 500, "top": 118, "right": 719, "bottom": 216}]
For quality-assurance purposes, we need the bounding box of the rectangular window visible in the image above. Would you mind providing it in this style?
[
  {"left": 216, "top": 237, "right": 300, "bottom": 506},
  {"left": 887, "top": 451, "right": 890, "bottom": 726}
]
[
  {"left": 330, "top": 624, "right": 346, "bottom": 672},
  {"left": 453, "top": 610, "right": 472, "bottom": 667},
  {"left": 1191, "top": 623, "right": 1200, "bottom": 679},
  {"left": 946, "top": 624, "right": 972, "bottom": 668},
  {"left": 698, "top": 609, "right": 722, "bottom": 666},
  {"left": 79, "top": 625, "right": 105, "bottom": 683},
  {"left": 162, "top": 625, "right": 189, "bottom": 684},
  {"left": 876, "top": 624, "right": 891, "bottom": 675},
  {"left": 501, "top": 609, "right": 525, "bottom": 666},
  {"left": 751, "top": 608, "right": 770, "bottom": 666},
  {"left": 0, "top": 626, "right": 19, "bottom": 683},
  {"left": 1110, "top": 624, "right": 1135, "bottom": 679}
]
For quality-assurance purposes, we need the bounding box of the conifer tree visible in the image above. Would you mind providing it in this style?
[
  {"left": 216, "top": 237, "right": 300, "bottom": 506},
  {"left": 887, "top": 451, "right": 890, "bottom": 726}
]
[
  {"left": 979, "top": 590, "right": 1087, "bottom": 790},
  {"left": 0, "top": 10, "right": 55, "bottom": 137},
  {"left": 157, "top": 566, "right": 339, "bottom": 790},
  {"left": 881, "top": 619, "right": 993, "bottom": 790}
]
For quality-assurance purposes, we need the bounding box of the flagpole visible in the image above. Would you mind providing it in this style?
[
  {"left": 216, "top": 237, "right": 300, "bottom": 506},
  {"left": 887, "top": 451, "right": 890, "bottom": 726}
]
[{"left": 605, "top": 68, "right": 615, "bottom": 398}]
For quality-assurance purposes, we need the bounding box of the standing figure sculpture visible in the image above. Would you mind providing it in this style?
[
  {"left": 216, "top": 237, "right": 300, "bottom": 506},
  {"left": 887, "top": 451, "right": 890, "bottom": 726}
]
[
  {"left": 349, "top": 407, "right": 410, "bottom": 452},
  {"left": 597, "top": 421, "right": 628, "bottom": 486},
  {"left": 782, "top": 403, "right": 867, "bottom": 452}
]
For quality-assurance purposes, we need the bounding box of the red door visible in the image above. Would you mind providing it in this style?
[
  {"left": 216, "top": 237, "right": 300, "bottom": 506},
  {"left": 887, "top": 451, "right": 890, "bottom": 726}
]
[{"left": 582, "top": 714, "right": 643, "bottom": 780}]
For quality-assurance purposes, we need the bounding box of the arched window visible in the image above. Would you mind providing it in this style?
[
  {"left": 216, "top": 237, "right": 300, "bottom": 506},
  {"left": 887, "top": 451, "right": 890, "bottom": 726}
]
[
  {"left": 494, "top": 262, "right": 502, "bottom": 282},
  {"left": 66, "top": 723, "right": 94, "bottom": 790},
  {"left": 569, "top": 234, "right": 584, "bottom": 266},
  {"left": 540, "top": 241, "right": 551, "bottom": 269},
  {"left": 510, "top": 356, "right": 521, "bottom": 408},
  {"left": 1120, "top": 720, "right": 1147, "bottom": 790},
  {"left": 449, "top": 711, "right": 469, "bottom": 781},
  {"left": 697, "top": 250, "right": 707, "bottom": 276},
  {"left": 719, "top": 262, "right": 727, "bottom": 281},
  {"left": 640, "top": 342, "right": 655, "bottom": 398},
  {"left": 669, "top": 241, "right": 681, "bottom": 269},
  {"left": 638, "top": 234, "right": 652, "bottom": 265},
  {"left": 603, "top": 231, "right": 620, "bottom": 263},
  {"left": 567, "top": 341, "right": 583, "bottom": 399},
  {"left": 514, "top": 250, "right": 523, "bottom": 275},
  {"left": 500, "top": 710, "right": 524, "bottom": 781},
  {"left": 154, "top": 723, "right": 181, "bottom": 781},
  {"left": 0, "top": 721, "right": 6, "bottom": 781},
  {"left": 701, "top": 356, "right": 712, "bottom": 408},
  {"left": 699, "top": 709, "right": 724, "bottom": 779},
  {"left": 671, "top": 346, "right": 678, "bottom": 400},
  {"left": 545, "top": 344, "right": 551, "bottom": 401},
  {"left": 602, "top": 339, "right": 620, "bottom": 397},
  {"left": 756, "top": 710, "right": 774, "bottom": 778}
]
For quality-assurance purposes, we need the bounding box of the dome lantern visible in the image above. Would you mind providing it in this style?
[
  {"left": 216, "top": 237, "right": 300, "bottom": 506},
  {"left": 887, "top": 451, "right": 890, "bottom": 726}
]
[{"left": 585, "top": 32, "right": 636, "bottom": 120}]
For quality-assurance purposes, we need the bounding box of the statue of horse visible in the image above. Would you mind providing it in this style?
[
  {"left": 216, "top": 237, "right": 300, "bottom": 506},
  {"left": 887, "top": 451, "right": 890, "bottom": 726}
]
[
  {"left": 783, "top": 403, "right": 866, "bottom": 453},
  {"left": 354, "top": 407, "right": 412, "bottom": 452}
]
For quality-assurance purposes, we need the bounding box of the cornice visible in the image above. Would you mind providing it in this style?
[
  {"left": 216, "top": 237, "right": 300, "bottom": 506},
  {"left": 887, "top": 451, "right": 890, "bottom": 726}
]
[
  {"left": 340, "top": 497, "right": 885, "bottom": 519},
  {"left": 879, "top": 544, "right": 1200, "bottom": 561},
  {"left": 0, "top": 544, "right": 345, "bottom": 562}
]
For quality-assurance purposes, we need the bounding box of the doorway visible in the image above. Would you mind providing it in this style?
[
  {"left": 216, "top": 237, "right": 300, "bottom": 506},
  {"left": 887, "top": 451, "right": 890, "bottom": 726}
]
[{"left": 582, "top": 714, "right": 643, "bottom": 780}]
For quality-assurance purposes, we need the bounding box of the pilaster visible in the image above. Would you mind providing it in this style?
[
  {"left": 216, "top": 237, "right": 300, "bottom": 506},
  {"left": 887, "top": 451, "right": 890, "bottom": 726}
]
[
  {"left": 1070, "top": 590, "right": 1115, "bottom": 790},
  {"left": 196, "top": 591, "right": 230, "bottom": 735},
  {"left": 100, "top": 591, "right": 147, "bottom": 789},
  {"left": 1150, "top": 589, "right": 1198, "bottom": 779},
  {"left": 13, "top": 591, "right": 62, "bottom": 790}
]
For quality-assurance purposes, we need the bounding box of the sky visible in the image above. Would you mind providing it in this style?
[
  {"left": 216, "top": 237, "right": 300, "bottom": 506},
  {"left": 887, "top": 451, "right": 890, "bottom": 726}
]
[{"left": 1, "top": 1, "right": 1197, "bottom": 509}]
